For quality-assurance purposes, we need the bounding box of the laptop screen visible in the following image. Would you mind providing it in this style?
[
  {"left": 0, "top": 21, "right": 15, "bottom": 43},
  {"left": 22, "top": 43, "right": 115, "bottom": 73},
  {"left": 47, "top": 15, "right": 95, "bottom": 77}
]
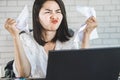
[{"left": 46, "top": 47, "right": 120, "bottom": 80}]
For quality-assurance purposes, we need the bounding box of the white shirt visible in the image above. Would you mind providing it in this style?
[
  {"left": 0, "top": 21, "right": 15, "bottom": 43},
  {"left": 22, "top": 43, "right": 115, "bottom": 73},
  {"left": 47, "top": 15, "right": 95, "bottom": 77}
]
[{"left": 13, "top": 33, "right": 80, "bottom": 78}]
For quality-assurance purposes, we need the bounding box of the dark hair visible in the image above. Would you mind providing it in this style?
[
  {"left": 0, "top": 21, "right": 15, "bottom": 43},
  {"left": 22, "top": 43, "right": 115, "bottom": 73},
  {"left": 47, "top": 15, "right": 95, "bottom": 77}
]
[{"left": 32, "top": 0, "right": 72, "bottom": 46}]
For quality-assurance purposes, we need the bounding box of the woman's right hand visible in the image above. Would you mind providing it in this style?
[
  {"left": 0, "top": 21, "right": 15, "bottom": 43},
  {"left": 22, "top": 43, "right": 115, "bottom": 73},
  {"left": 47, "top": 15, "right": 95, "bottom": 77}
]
[{"left": 4, "top": 18, "right": 20, "bottom": 38}]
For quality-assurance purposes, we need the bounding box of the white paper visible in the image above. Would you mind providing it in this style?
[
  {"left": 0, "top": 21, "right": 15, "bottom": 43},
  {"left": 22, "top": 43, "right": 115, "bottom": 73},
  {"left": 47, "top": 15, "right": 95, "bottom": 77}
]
[
  {"left": 74, "top": 6, "right": 98, "bottom": 42},
  {"left": 16, "top": 5, "right": 29, "bottom": 33}
]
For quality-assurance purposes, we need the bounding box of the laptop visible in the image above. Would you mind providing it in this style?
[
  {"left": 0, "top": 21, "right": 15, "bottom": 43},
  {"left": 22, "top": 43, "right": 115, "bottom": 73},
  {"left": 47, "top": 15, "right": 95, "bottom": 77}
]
[{"left": 46, "top": 47, "right": 120, "bottom": 80}]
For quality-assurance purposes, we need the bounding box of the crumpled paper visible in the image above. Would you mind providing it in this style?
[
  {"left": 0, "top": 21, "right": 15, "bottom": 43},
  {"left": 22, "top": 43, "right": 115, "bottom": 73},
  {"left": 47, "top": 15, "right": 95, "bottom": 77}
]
[
  {"left": 16, "top": 5, "right": 29, "bottom": 33},
  {"left": 74, "top": 6, "right": 98, "bottom": 42}
]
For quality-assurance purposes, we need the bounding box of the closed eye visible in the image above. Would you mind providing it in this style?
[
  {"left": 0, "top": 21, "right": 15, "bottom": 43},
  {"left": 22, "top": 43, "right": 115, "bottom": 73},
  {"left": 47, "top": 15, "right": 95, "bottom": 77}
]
[
  {"left": 45, "top": 12, "right": 50, "bottom": 13},
  {"left": 56, "top": 11, "right": 61, "bottom": 13},
  {"left": 56, "top": 9, "right": 61, "bottom": 13},
  {"left": 44, "top": 9, "right": 52, "bottom": 14}
]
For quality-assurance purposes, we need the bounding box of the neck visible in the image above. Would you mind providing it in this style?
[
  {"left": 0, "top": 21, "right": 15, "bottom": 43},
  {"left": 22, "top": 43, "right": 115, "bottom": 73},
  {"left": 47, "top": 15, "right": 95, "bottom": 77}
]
[{"left": 43, "top": 30, "right": 56, "bottom": 42}]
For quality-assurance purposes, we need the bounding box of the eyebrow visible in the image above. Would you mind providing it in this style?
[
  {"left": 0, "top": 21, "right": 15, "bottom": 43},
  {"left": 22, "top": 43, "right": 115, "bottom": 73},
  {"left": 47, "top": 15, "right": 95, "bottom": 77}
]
[
  {"left": 56, "top": 9, "right": 61, "bottom": 11},
  {"left": 45, "top": 9, "right": 52, "bottom": 11},
  {"left": 45, "top": 9, "right": 61, "bottom": 11}
]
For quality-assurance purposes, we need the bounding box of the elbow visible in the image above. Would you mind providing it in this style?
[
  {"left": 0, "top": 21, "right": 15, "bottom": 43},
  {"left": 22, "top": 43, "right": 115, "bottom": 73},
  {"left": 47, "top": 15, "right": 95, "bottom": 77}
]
[
  {"left": 18, "top": 70, "right": 30, "bottom": 78},
  {"left": 16, "top": 65, "right": 31, "bottom": 78}
]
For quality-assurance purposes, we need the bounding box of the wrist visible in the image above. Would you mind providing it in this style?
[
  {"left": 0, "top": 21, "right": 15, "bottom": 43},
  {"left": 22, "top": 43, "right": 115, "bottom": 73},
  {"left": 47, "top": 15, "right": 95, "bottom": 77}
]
[
  {"left": 13, "top": 31, "right": 26, "bottom": 39},
  {"left": 83, "top": 32, "right": 90, "bottom": 41},
  {"left": 12, "top": 34, "right": 20, "bottom": 40},
  {"left": 84, "top": 31, "right": 90, "bottom": 36},
  {"left": 81, "top": 32, "right": 90, "bottom": 48}
]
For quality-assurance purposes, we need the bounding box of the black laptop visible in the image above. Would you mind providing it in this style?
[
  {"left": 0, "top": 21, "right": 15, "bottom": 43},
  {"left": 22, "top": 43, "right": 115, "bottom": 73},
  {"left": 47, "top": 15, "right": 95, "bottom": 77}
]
[{"left": 46, "top": 47, "right": 120, "bottom": 80}]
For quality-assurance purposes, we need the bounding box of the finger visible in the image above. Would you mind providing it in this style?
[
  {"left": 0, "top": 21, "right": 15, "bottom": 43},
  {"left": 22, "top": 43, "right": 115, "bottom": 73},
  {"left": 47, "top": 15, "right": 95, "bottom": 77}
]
[
  {"left": 8, "top": 19, "right": 16, "bottom": 24},
  {"left": 91, "top": 16, "right": 97, "bottom": 22},
  {"left": 6, "top": 18, "right": 13, "bottom": 23},
  {"left": 4, "top": 18, "right": 11, "bottom": 29},
  {"left": 86, "top": 22, "right": 96, "bottom": 30},
  {"left": 83, "top": 26, "right": 92, "bottom": 34},
  {"left": 8, "top": 20, "right": 17, "bottom": 29},
  {"left": 4, "top": 18, "right": 16, "bottom": 29},
  {"left": 86, "top": 17, "right": 93, "bottom": 23},
  {"left": 86, "top": 20, "right": 93, "bottom": 26},
  {"left": 6, "top": 18, "right": 16, "bottom": 25},
  {"left": 86, "top": 20, "right": 92, "bottom": 24},
  {"left": 10, "top": 19, "right": 16, "bottom": 24},
  {"left": 91, "top": 17, "right": 98, "bottom": 27}
]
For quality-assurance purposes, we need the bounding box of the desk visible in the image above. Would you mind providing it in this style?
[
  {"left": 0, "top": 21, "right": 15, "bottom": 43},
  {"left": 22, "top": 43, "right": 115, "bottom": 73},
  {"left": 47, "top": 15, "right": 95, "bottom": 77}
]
[
  {"left": 0, "top": 78, "right": 45, "bottom": 80},
  {"left": 1, "top": 77, "right": 120, "bottom": 80}
]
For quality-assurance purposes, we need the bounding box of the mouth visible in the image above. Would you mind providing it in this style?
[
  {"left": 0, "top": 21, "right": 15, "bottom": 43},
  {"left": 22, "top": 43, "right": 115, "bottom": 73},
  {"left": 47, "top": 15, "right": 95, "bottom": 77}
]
[{"left": 51, "top": 20, "right": 58, "bottom": 24}]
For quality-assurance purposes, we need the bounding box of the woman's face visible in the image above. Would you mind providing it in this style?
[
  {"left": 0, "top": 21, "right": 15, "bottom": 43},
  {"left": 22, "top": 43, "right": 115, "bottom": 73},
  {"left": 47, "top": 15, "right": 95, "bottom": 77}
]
[{"left": 39, "top": 1, "right": 63, "bottom": 31}]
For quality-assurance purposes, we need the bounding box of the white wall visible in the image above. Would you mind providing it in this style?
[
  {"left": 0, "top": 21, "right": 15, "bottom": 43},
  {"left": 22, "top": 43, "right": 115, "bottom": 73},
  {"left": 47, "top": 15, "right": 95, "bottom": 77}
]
[{"left": 0, "top": 0, "right": 120, "bottom": 77}]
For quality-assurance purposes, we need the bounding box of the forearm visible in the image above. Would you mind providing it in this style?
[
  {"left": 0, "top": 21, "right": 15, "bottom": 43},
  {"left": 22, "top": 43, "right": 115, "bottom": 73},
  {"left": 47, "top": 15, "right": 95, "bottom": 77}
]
[
  {"left": 13, "top": 35, "right": 31, "bottom": 77},
  {"left": 81, "top": 33, "right": 90, "bottom": 48},
  {"left": 4, "top": 18, "right": 31, "bottom": 77}
]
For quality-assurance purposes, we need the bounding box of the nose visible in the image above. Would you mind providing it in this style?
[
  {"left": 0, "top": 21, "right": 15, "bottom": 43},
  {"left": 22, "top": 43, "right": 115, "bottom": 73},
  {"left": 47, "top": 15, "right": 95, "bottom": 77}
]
[{"left": 50, "top": 13, "right": 58, "bottom": 20}]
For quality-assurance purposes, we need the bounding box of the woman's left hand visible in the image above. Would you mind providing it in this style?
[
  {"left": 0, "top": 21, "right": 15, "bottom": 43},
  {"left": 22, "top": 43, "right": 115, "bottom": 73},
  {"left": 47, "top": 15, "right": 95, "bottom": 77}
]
[{"left": 84, "top": 16, "right": 97, "bottom": 35}]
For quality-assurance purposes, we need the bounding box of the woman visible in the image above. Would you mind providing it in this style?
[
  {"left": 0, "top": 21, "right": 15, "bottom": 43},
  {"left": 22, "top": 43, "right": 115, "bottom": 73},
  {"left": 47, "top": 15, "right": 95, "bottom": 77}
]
[{"left": 4, "top": 0, "right": 97, "bottom": 78}]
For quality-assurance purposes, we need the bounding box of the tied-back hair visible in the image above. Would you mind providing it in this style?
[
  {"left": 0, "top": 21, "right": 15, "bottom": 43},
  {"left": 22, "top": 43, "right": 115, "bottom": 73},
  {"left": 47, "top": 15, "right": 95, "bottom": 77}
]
[{"left": 32, "top": 0, "right": 72, "bottom": 46}]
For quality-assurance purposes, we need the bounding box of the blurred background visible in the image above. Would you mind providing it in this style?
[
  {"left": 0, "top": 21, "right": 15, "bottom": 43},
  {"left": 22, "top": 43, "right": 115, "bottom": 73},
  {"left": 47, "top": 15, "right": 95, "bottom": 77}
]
[{"left": 0, "top": 0, "right": 120, "bottom": 77}]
